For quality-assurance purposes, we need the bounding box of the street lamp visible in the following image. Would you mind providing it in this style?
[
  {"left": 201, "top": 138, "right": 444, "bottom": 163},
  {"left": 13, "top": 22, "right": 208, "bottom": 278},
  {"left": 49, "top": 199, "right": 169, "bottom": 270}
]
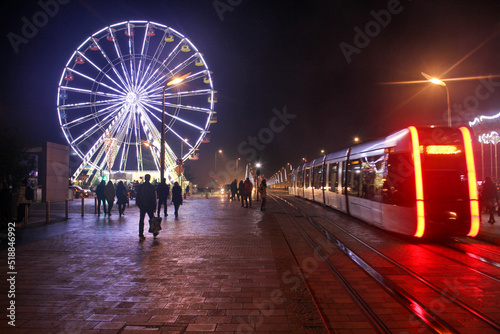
[
  {"left": 214, "top": 149, "right": 222, "bottom": 190},
  {"left": 161, "top": 72, "right": 191, "bottom": 181},
  {"left": 422, "top": 72, "right": 451, "bottom": 127}
]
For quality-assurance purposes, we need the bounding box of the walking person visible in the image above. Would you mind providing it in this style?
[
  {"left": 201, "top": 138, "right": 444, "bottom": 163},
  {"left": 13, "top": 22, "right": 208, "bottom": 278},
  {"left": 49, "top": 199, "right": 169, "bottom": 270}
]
[
  {"left": 244, "top": 178, "right": 253, "bottom": 208},
  {"left": 95, "top": 180, "right": 107, "bottom": 215},
  {"left": 230, "top": 179, "right": 237, "bottom": 201},
  {"left": 259, "top": 179, "right": 267, "bottom": 211},
  {"left": 239, "top": 180, "right": 245, "bottom": 207},
  {"left": 157, "top": 178, "right": 170, "bottom": 217},
  {"left": 172, "top": 181, "right": 183, "bottom": 218},
  {"left": 482, "top": 177, "right": 498, "bottom": 224},
  {"left": 104, "top": 181, "right": 115, "bottom": 216},
  {"left": 136, "top": 174, "right": 156, "bottom": 240},
  {"left": 116, "top": 181, "right": 128, "bottom": 216}
]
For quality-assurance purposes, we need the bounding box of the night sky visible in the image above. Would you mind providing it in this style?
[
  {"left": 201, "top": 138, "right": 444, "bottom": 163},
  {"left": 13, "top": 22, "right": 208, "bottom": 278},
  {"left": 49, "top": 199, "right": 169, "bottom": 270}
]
[{"left": 1, "top": 0, "right": 500, "bottom": 187}]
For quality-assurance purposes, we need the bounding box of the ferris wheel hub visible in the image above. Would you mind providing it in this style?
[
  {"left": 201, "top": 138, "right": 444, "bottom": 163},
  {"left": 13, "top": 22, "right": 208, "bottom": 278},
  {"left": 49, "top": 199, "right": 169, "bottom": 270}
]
[{"left": 126, "top": 92, "right": 140, "bottom": 106}]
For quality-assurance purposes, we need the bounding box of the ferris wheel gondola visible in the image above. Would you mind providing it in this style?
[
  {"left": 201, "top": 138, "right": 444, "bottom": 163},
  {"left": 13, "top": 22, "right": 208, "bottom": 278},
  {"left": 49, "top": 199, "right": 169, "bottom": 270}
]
[{"left": 57, "top": 20, "right": 216, "bottom": 183}]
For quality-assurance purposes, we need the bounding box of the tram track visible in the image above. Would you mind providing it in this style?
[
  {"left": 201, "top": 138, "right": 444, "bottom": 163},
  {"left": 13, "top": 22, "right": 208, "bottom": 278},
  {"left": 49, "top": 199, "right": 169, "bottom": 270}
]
[{"left": 271, "top": 192, "right": 500, "bottom": 333}]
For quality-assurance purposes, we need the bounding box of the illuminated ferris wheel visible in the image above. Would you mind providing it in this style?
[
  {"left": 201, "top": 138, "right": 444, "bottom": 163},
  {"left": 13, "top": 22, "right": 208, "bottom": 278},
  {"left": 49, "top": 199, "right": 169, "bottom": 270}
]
[{"left": 57, "top": 20, "right": 216, "bottom": 183}]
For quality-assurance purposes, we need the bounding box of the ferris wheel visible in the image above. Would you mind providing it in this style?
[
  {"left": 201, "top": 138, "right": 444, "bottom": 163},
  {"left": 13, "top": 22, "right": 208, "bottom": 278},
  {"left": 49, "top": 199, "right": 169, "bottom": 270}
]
[{"left": 57, "top": 20, "right": 216, "bottom": 183}]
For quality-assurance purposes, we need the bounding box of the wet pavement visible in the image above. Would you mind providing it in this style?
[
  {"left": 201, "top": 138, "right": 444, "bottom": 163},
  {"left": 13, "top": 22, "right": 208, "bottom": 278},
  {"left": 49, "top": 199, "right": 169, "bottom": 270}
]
[{"left": 0, "top": 195, "right": 325, "bottom": 333}]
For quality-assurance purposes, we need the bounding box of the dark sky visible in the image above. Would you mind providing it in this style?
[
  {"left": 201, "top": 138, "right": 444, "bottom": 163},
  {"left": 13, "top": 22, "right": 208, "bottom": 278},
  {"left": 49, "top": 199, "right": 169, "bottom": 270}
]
[{"left": 1, "top": 0, "right": 500, "bottom": 187}]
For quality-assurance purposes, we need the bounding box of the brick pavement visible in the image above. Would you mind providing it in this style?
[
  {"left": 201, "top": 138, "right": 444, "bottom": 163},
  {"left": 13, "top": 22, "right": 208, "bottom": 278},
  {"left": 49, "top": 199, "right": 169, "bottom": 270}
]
[{"left": 0, "top": 195, "right": 326, "bottom": 333}]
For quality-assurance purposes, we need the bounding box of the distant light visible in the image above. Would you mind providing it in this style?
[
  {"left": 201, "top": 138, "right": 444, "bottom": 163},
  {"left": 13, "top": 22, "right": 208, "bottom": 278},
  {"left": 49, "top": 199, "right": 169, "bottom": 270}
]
[
  {"left": 256, "top": 163, "right": 262, "bottom": 168},
  {"left": 354, "top": 137, "right": 359, "bottom": 142},
  {"left": 218, "top": 149, "right": 222, "bottom": 153}
]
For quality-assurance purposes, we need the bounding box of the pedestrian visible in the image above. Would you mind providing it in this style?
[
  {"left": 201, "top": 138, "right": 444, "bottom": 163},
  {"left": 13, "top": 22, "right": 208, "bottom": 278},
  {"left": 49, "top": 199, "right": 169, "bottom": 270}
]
[
  {"left": 185, "top": 185, "right": 190, "bottom": 196},
  {"left": 136, "top": 174, "right": 157, "bottom": 240},
  {"left": 116, "top": 181, "right": 128, "bottom": 216},
  {"left": 244, "top": 178, "right": 253, "bottom": 208},
  {"left": 259, "top": 178, "right": 267, "bottom": 211},
  {"left": 230, "top": 179, "right": 237, "bottom": 201},
  {"left": 482, "top": 177, "right": 498, "bottom": 224},
  {"left": 157, "top": 178, "right": 170, "bottom": 217},
  {"left": 95, "top": 180, "right": 107, "bottom": 215},
  {"left": 104, "top": 181, "right": 115, "bottom": 216},
  {"left": 172, "top": 181, "right": 183, "bottom": 218},
  {"left": 239, "top": 180, "right": 245, "bottom": 207}
]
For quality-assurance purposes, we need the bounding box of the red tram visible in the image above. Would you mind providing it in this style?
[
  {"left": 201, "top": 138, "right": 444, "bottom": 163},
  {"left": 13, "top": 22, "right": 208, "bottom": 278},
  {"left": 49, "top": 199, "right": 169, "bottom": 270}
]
[{"left": 288, "top": 126, "right": 480, "bottom": 238}]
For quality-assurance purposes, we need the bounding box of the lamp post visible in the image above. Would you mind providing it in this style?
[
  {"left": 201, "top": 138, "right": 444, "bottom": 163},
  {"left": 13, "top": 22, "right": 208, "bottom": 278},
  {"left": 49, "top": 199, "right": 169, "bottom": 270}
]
[
  {"left": 422, "top": 72, "right": 451, "bottom": 127},
  {"left": 214, "top": 149, "right": 222, "bottom": 191},
  {"left": 161, "top": 72, "right": 191, "bottom": 181},
  {"left": 180, "top": 138, "right": 188, "bottom": 189}
]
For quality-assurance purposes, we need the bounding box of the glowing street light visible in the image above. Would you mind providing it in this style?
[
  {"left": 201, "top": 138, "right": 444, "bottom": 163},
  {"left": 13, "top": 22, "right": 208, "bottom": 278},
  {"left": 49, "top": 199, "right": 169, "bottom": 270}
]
[
  {"left": 354, "top": 137, "right": 359, "bottom": 143},
  {"left": 422, "top": 72, "right": 451, "bottom": 127}
]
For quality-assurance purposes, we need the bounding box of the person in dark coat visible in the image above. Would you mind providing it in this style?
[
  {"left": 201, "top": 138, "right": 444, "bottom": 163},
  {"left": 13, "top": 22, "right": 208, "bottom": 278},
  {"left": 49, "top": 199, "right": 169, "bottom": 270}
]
[
  {"left": 104, "top": 181, "right": 115, "bottom": 216},
  {"left": 259, "top": 179, "right": 267, "bottom": 211},
  {"left": 116, "top": 181, "right": 128, "bottom": 216},
  {"left": 230, "top": 179, "right": 238, "bottom": 201},
  {"left": 157, "top": 178, "right": 170, "bottom": 217},
  {"left": 136, "top": 174, "right": 157, "bottom": 240},
  {"left": 95, "top": 180, "right": 107, "bottom": 215},
  {"left": 243, "top": 178, "right": 253, "bottom": 208},
  {"left": 238, "top": 180, "right": 245, "bottom": 207},
  {"left": 171, "top": 181, "right": 183, "bottom": 218},
  {"left": 482, "top": 177, "right": 498, "bottom": 224}
]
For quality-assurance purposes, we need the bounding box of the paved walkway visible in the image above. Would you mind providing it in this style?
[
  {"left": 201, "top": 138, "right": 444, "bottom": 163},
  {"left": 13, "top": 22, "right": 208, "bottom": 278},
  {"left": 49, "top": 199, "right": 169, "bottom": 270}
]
[{"left": 0, "top": 196, "right": 325, "bottom": 333}]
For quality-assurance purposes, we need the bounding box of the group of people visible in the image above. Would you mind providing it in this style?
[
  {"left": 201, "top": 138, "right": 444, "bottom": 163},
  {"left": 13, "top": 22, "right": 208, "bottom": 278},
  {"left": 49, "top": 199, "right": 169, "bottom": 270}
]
[
  {"left": 92, "top": 176, "right": 184, "bottom": 240},
  {"left": 95, "top": 180, "right": 129, "bottom": 216},
  {"left": 135, "top": 175, "right": 183, "bottom": 241},
  {"left": 230, "top": 177, "right": 267, "bottom": 211}
]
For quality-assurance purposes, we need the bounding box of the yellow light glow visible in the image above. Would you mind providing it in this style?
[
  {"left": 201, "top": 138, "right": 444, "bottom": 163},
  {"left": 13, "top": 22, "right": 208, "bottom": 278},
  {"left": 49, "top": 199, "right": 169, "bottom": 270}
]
[
  {"left": 409, "top": 126, "right": 425, "bottom": 238},
  {"left": 459, "top": 127, "right": 480, "bottom": 237},
  {"left": 425, "top": 145, "right": 460, "bottom": 155},
  {"left": 422, "top": 72, "right": 446, "bottom": 86},
  {"left": 166, "top": 72, "right": 192, "bottom": 86}
]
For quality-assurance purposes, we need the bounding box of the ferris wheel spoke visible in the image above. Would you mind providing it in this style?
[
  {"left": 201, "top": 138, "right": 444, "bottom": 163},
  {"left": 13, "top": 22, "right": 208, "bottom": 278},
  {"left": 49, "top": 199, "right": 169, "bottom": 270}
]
[
  {"left": 70, "top": 107, "right": 122, "bottom": 146},
  {"left": 60, "top": 98, "right": 125, "bottom": 110},
  {"left": 91, "top": 36, "right": 131, "bottom": 91},
  {"left": 110, "top": 32, "right": 134, "bottom": 90},
  {"left": 62, "top": 103, "right": 124, "bottom": 129},
  {"left": 142, "top": 53, "right": 197, "bottom": 94},
  {"left": 77, "top": 51, "right": 128, "bottom": 95},
  {"left": 66, "top": 67, "right": 126, "bottom": 96},
  {"left": 137, "top": 39, "right": 184, "bottom": 92},
  {"left": 139, "top": 101, "right": 205, "bottom": 131},
  {"left": 60, "top": 85, "right": 123, "bottom": 99},
  {"left": 149, "top": 88, "right": 213, "bottom": 100},
  {"left": 118, "top": 112, "right": 135, "bottom": 171},
  {"left": 136, "top": 23, "right": 152, "bottom": 88},
  {"left": 147, "top": 99, "right": 212, "bottom": 114},
  {"left": 126, "top": 22, "right": 137, "bottom": 87}
]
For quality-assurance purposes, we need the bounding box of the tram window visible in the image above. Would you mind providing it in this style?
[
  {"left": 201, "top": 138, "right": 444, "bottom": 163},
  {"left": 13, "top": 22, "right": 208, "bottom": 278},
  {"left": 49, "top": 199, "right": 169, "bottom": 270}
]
[
  {"left": 383, "top": 153, "right": 415, "bottom": 206},
  {"left": 359, "top": 155, "right": 385, "bottom": 202},
  {"left": 297, "top": 170, "right": 304, "bottom": 188},
  {"left": 347, "top": 159, "right": 362, "bottom": 197},
  {"left": 313, "top": 165, "right": 323, "bottom": 189},
  {"left": 328, "top": 163, "right": 339, "bottom": 193},
  {"left": 305, "top": 168, "right": 311, "bottom": 188}
]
